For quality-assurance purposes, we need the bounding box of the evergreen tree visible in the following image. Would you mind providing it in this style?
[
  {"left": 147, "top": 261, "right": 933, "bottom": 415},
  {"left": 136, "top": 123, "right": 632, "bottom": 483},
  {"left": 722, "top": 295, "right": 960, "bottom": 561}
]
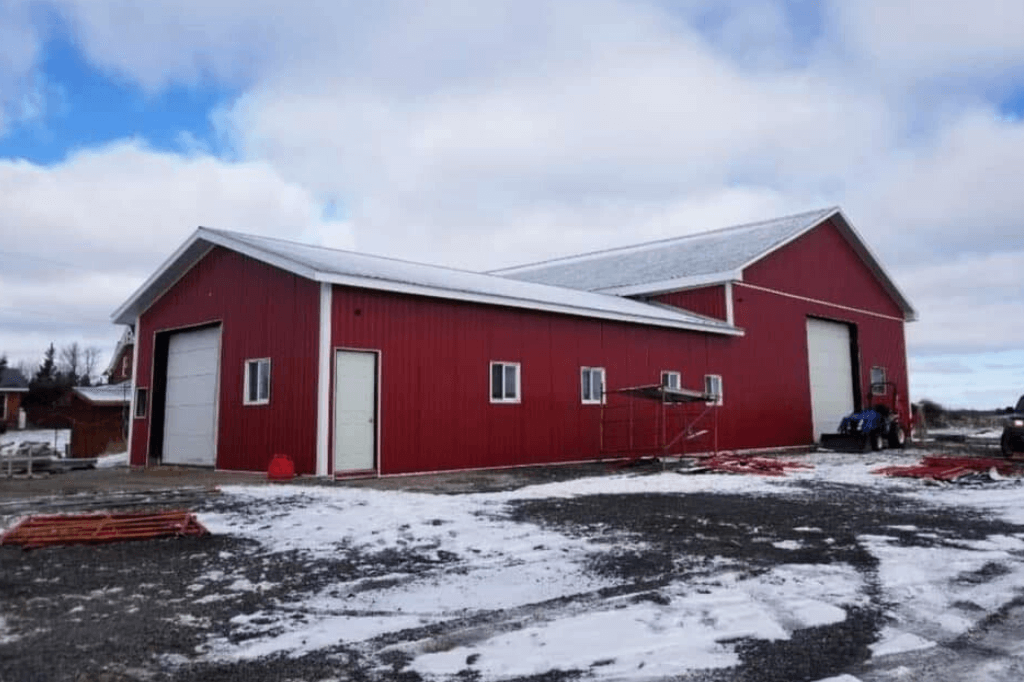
[
  {"left": 0, "top": 353, "right": 8, "bottom": 374},
  {"left": 35, "top": 343, "right": 57, "bottom": 384}
]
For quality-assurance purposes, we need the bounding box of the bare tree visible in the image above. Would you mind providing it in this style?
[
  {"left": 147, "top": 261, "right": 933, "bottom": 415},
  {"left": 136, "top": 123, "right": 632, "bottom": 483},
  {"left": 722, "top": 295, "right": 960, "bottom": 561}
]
[
  {"left": 59, "top": 342, "right": 82, "bottom": 385},
  {"left": 16, "top": 361, "right": 34, "bottom": 382},
  {"left": 82, "top": 346, "right": 102, "bottom": 386}
]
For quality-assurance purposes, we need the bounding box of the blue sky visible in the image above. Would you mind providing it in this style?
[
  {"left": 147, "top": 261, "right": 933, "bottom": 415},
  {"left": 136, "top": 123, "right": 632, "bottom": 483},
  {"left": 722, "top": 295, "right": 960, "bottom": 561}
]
[
  {"left": 1, "top": 33, "right": 229, "bottom": 164},
  {"left": 1, "top": 0, "right": 1022, "bottom": 409}
]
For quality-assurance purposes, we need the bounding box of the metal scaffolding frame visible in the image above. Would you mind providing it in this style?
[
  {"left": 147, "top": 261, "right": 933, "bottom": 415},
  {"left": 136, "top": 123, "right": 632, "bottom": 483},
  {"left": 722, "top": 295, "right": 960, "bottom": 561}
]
[{"left": 599, "top": 383, "right": 720, "bottom": 460}]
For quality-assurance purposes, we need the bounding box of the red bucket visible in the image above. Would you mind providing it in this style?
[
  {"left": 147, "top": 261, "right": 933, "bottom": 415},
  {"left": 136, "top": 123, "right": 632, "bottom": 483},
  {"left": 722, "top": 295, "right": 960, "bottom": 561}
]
[{"left": 267, "top": 454, "right": 295, "bottom": 481}]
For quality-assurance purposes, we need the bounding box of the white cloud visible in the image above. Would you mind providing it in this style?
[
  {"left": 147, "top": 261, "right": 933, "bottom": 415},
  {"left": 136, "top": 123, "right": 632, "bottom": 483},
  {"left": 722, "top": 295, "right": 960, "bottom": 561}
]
[
  {"left": 0, "top": 140, "right": 351, "bottom": 370},
  {"left": 828, "top": 0, "right": 1024, "bottom": 83},
  {"left": 0, "top": 0, "right": 46, "bottom": 135}
]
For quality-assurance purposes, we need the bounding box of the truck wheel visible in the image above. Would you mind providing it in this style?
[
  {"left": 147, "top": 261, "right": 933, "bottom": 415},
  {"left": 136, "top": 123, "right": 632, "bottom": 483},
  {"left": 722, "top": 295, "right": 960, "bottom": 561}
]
[
  {"left": 871, "top": 431, "right": 885, "bottom": 451},
  {"left": 1003, "top": 432, "right": 1015, "bottom": 458},
  {"left": 888, "top": 424, "right": 906, "bottom": 449}
]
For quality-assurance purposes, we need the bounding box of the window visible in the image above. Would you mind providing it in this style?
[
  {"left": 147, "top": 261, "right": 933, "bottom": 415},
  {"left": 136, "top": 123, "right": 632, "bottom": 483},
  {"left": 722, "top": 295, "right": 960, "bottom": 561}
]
[
  {"left": 490, "top": 361, "right": 520, "bottom": 403},
  {"left": 704, "top": 374, "right": 723, "bottom": 406},
  {"left": 244, "top": 358, "right": 271, "bottom": 405},
  {"left": 661, "top": 371, "right": 681, "bottom": 390},
  {"left": 121, "top": 355, "right": 130, "bottom": 377},
  {"left": 581, "top": 367, "right": 606, "bottom": 404},
  {"left": 134, "top": 388, "right": 148, "bottom": 418},
  {"left": 870, "top": 366, "right": 886, "bottom": 395},
  {"left": 1, "top": 394, "right": 6, "bottom": 421}
]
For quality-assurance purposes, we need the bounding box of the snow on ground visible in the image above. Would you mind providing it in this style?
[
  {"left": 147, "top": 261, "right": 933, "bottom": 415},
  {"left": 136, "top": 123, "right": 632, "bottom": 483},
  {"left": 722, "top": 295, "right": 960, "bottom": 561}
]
[
  {"left": 0, "top": 428, "right": 71, "bottom": 453},
  {"left": 411, "top": 562, "right": 865, "bottom": 679},
  {"left": 192, "top": 452, "right": 1024, "bottom": 679},
  {"left": 94, "top": 451, "right": 129, "bottom": 468}
]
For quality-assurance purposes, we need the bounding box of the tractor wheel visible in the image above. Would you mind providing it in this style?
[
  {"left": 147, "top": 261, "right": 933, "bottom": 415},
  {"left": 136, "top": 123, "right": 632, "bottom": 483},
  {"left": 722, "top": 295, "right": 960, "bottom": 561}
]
[
  {"left": 888, "top": 423, "right": 906, "bottom": 449},
  {"left": 1003, "top": 432, "right": 1015, "bottom": 458},
  {"left": 870, "top": 430, "right": 885, "bottom": 451}
]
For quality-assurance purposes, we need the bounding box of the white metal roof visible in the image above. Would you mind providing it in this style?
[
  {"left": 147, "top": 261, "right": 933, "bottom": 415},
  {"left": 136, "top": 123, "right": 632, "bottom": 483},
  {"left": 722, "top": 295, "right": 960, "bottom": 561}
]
[
  {"left": 112, "top": 228, "right": 743, "bottom": 336},
  {"left": 74, "top": 384, "right": 131, "bottom": 405},
  {"left": 491, "top": 207, "right": 916, "bottom": 320}
]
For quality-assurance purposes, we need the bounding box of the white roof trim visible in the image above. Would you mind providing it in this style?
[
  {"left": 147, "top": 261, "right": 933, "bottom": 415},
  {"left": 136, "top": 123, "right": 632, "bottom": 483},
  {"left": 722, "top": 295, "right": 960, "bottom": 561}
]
[
  {"left": 595, "top": 270, "right": 745, "bottom": 296},
  {"left": 111, "top": 233, "right": 215, "bottom": 323},
  {"left": 112, "top": 228, "right": 744, "bottom": 336}
]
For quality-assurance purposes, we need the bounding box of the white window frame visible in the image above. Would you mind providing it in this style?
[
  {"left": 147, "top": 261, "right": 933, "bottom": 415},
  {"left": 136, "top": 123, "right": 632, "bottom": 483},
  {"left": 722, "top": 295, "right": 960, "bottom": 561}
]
[
  {"left": 490, "top": 361, "right": 521, "bottom": 404},
  {"left": 704, "top": 374, "right": 723, "bottom": 406},
  {"left": 870, "top": 366, "right": 887, "bottom": 395},
  {"left": 134, "top": 388, "right": 148, "bottom": 419},
  {"left": 661, "top": 371, "right": 681, "bottom": 390},
  {"left": 581, "top": 367, "right": 606, "bottom": 404},
  {"left": 244, "top": 358, "right": 272, "bottom": 406}
]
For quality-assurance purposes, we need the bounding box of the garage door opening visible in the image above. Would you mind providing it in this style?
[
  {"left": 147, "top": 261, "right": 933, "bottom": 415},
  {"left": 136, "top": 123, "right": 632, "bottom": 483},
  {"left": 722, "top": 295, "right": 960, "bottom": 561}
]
[
  {"left": 806, "top": 317, "right": 860, "bottom": 442},
  {"left": 148, "top": 324, "right": 222, "bottom": 467}
]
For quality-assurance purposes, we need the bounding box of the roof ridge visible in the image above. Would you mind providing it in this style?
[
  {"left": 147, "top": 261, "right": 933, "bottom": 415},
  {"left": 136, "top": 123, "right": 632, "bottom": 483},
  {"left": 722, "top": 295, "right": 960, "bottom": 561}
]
[
  {"left": 202, "top": 227, "right": 516, "bottom": 280},
  {"left": 489, "top": 206, "right": 838, "bottom": 274}
]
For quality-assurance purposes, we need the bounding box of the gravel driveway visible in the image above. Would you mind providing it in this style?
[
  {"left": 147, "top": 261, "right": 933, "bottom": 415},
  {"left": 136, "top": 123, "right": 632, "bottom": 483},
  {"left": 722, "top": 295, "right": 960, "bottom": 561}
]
[{"left": 3, "top": 452, "right": 1024, "bottom": 682}]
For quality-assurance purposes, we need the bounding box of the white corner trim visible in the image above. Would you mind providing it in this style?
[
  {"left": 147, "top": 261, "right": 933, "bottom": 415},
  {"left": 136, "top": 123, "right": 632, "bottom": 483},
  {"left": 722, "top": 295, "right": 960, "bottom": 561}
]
[
  {"left": 316, "top": 283, "right": 332, "bottom": 477},
  {"left": 724, "top": 281, "right": 735, "bottom": 326},
  {"left": 127, "top": 317, "right": 140, "bottom": 459}
]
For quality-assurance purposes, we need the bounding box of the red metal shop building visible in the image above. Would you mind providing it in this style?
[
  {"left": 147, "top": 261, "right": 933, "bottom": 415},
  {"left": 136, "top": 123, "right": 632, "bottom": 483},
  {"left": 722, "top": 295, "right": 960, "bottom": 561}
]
[{"left": 112, "top": 207, "right": 915, "bottom": 477}]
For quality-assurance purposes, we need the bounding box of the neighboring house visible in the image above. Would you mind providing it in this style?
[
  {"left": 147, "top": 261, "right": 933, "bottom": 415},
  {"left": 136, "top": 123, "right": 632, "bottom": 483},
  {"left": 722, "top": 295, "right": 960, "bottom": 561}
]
[
  {"left": 112, "top": 207, "right": 915, "bottom": 477},
  {"left": 59, "top": 384, "right": 131, "bottom": 458},
  {"left": 0, "top": 367, "right": 29, "bottom": 430},
  {"left": 104, "top": 327, "right": 135, "bottom": 385}
]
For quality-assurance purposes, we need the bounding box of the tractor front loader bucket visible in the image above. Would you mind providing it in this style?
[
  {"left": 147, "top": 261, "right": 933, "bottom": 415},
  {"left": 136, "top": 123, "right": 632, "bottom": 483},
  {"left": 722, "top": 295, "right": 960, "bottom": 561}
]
[{"left": 820, "top": 432, "right": 871, "bottom": 453}]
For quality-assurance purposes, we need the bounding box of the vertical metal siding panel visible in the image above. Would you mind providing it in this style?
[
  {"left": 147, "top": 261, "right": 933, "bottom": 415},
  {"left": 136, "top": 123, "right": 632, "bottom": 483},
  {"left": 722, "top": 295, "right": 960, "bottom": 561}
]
[{"left": 654, "top": 286, "right": 728, "bottom": 321}]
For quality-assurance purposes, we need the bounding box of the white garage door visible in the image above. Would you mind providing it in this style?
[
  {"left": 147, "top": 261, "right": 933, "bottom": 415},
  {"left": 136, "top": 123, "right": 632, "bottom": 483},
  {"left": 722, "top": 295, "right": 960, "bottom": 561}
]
[
  {"left": 806, "top": 318, "right": 856, "bottom": 442},
  {"left": 334, "top": 350, "right": 377, "bottom": 473},
  {"left": 163, "top": 325, "right": 221, "bottom": 466}
]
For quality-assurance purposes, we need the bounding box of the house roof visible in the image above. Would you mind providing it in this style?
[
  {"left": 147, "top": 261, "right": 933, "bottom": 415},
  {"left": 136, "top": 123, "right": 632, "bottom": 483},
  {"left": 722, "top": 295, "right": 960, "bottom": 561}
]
[
  {"left": 112, "top": 228, "right": 743, "bottom": 336},
  {"left": 103, "top": 326, "right": 135, "bottom": 377},
  {"left": 492, "top": 207, "right": 916, "bottom": 321},
  {"left": 73, "top": 384, "right": 131, "bottom": 406},
  {"left": 0, "top": 367, "right": 29, "bottom": 392}
]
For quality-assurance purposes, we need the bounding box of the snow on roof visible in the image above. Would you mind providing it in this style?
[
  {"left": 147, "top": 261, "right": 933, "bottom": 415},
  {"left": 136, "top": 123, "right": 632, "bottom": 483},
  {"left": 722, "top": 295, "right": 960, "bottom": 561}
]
[
  {"left": 103, "top": 326, "right": 135, "bottom": 377},
  {"left": 112, "top": 229, "right": 743, "bottom": 336},
  {"left": 492, "top": 207, "right": 838, "bottom": 293},
  {"left": 0, "top": 367, "right": 29, "bottom": 391},
  {"left": 74, "top": 383, "right": 131, "bottom": 405}
]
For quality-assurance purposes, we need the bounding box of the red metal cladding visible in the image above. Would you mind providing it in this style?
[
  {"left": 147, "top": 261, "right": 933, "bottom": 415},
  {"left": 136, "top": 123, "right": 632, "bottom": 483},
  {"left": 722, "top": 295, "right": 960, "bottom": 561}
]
[
  {"left": 127, "top": 219, "right": 912, "bottom": 477},
  {"left": 743, "top": 218, "right": 906, "bottom": 319},
  {"left": 329, "top": 286, "right": 726, "bottom": 474},
  {"left": 654, "top": 286, "right": 728, "bottom": 321},
  {"left": 131, "top": 247, "right": 320, "bottom": 473}
]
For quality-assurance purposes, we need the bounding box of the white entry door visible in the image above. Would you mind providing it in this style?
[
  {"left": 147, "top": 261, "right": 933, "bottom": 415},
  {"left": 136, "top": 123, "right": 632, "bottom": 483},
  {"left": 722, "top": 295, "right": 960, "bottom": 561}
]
[
  {"left": 163, "top": 325, "right": 221, "bottom": 466},
  {"left": 334, "top": 350, "right": 377, "bottom": 472},
  {"left": 806, "top": 318, "right": 856, "bottom": 442}
]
